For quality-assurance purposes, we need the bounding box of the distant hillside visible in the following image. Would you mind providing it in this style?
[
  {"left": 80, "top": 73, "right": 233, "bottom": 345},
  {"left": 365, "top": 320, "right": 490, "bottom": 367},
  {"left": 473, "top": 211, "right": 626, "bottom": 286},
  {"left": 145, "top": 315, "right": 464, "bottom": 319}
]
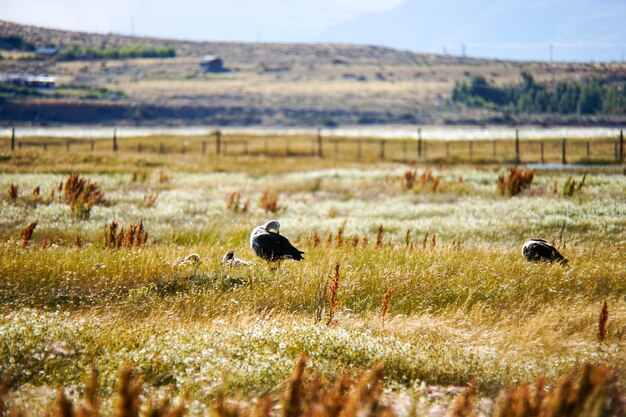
[
  {"left": 0, "top": 20, "right": 463, "bottom": 66},
  {"left": 1, "top": 20, "right": 625, "bottom": 127}
]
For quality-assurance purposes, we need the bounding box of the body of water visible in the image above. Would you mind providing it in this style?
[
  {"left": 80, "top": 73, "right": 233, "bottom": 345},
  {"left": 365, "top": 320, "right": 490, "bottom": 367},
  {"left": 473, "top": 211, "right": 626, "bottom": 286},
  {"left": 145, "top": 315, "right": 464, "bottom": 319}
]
[{"left": 1, "top": 125, "right": 623, "bottom": 141}]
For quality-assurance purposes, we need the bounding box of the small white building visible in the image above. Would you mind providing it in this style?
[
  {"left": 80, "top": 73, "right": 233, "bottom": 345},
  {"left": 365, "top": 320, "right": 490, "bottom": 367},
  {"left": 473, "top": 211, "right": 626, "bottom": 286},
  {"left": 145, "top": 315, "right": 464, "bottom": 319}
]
[
  {"left": 35, "top": 46, "right": 59, "bottom": 56},
  {"left": 0, "top": 73, "right": 56, "bottom": 89}
]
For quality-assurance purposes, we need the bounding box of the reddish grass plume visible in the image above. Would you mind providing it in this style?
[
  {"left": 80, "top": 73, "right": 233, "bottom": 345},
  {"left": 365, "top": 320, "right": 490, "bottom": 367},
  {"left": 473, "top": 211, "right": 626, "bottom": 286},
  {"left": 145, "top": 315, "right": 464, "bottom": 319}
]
[
  {"left": 497, "top": 167, "right": 535, "bottom": 196},
  {"left": 20, "top": 220, "right": 38, "bottom": 248}
]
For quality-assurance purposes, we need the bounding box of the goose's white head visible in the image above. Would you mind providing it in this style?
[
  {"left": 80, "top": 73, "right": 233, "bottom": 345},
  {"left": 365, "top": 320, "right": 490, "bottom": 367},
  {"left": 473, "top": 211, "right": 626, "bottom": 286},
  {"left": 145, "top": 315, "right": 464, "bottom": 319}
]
[
  {"left": 263, "top": 220, "right": 281, "bottom": 234},
  {"left": 250, "top": 220, "right": 281, "bottom": 248}
]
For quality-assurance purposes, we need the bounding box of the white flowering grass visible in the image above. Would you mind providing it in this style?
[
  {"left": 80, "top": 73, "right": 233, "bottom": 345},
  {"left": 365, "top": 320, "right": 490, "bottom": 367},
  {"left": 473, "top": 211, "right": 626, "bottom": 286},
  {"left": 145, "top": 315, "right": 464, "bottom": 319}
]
[
  {"left": 0, "top": 152, "right": 625, "bottom": 412},
  {"left": 2, "top": 167, "right": 624, "bottom": 244},
  {"left": 2, "top": 306, "right": 622, "bottom": 400}
]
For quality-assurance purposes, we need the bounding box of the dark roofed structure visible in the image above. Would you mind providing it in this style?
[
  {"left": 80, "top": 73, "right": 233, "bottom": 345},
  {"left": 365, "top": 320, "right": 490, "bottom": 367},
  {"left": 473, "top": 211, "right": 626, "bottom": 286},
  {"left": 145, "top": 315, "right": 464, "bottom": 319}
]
[{"left": 199, "top": 55, "right": 225, "bottom": 72}]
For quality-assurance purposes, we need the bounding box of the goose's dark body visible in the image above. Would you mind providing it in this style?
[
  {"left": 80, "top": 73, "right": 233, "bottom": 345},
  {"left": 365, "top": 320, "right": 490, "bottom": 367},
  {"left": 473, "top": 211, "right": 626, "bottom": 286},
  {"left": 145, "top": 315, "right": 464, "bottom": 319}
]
[
  {"left": 522, "top": 238, "right": 568, "bottom": 264},
  {"left": 250, "top": 220, "right": 304, "bottom": 262}
]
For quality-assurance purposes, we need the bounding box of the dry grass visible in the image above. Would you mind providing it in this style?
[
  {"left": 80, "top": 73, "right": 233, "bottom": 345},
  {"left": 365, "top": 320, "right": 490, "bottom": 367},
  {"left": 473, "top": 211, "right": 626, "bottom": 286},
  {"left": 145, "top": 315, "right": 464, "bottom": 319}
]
[
  {"left": 19, "top": 220, "right": 37, "bottom": 248},
  {"left": 131, "top": 170, "right": 149, "bottom": 184},
  {"left": 0, "top": 357, "right": 622, "bottom": 417},
  {"left": 104, "top": 220, "right": 148, "bottom": 249},
  {"left": 0, "top": 150, "right": 624, "bottom": 413},
  {"left": 311, "top": 231, "right": 320, "bottom": 247},
  {"left": 141, "top": 191, "right": 159, "bottom": 208},
  {"left": 6, "top": 183, "right": 18, "bottom": 202},
  {"left": 563, "top": 175, "right": 586, "bottom": 197},
  {"left": 260, "top": 190, "right": 282, "bottom": 214},
  {"left": 449, "top": 379, "right": 477, "bottom": 417},
  {"left": 375, "top": 225, "right": 383, "bottom": 248},
  {"left": 598, "top": 301, "right": 609, "bottom": 344},
  {"left": 159, "top": 169, "right": 170, "bottom": 184},
  {"left": 491, "top": 364, "right": 623, "bottom": 417},
  {"left": 403, "top": 169, "right": 417, "bottom": 190},
  {"left": 226, "top": 192, "right": 249, "bottom": 213},
  {"left": 115, "top": 366, "right": 142, "bottom": 417},
  {"left": 380, "top": 288, "right": 391, "bottom": 326},
  {"left": 497, "top": 167, "right": 535, "bottom": 197},
  {"left": 327, "top": 263, "right": 341, "bottom": 326},
  {"left": 405, "top": 167, "right": 442, "bottom": 193},
  {"left": 63, "top": 174, "right": 105, "bottom": 219}
]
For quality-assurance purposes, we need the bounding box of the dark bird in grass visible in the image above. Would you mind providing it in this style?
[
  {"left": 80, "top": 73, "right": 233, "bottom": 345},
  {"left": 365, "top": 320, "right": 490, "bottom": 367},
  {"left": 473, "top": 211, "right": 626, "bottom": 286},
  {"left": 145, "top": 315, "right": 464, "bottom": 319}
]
[
  {"left": 522, "top": 238, "right": 568, "bottom": 265},
  {"left": 250, "top": 220, "right": 304, "bottom": 262},
  {"left": 221, "top": 251, "right": 253, "bottom": 265}
]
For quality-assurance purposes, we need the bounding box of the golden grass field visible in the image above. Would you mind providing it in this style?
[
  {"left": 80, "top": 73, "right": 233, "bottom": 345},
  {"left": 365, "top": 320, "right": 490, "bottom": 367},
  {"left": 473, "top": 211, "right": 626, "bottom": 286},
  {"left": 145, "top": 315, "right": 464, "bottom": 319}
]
[{"left": 0, "top": 136, "right": 624, "bottom": 415}]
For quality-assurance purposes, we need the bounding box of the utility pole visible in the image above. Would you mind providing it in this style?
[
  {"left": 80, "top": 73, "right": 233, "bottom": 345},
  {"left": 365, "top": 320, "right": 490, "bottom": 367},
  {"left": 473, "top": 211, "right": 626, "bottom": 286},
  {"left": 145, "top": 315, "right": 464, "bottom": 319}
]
[
  {"left": 112, "top": 128, "right": 118, "bottom": 152},
  {"left": 549, "top": 44, "right": 554, "bottom": 63},
  {"left": 317, "top": 127, "right": 323, "bottom": 158}
]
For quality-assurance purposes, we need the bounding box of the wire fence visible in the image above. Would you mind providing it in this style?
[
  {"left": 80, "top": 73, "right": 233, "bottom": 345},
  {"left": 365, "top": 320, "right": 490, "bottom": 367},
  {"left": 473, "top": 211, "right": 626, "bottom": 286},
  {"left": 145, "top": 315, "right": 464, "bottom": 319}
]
[{"left": 2, "top": 127, "right": 624, "bottom": 165}]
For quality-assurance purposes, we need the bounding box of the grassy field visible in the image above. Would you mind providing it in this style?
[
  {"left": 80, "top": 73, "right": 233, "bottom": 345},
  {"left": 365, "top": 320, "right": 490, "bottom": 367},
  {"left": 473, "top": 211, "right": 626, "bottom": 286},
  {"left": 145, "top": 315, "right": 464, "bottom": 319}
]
[{"left": 0, "top": 141, "right": 624, "bottom": 415}]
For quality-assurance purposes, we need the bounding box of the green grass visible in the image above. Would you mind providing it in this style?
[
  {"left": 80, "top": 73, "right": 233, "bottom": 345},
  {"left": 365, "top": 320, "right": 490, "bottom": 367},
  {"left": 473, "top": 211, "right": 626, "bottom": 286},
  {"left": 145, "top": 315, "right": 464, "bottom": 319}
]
[
  {"left": 0, "top": 83, "right": 125, "bottom": 100},
  {"left": 0, "top": 146, "right": 624, "bottom": 414}
]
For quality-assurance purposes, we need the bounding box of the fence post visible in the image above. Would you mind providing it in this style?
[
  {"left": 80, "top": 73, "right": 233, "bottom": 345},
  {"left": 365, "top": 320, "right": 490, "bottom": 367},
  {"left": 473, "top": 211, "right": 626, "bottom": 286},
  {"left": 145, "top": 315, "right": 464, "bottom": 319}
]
[
  {"left": 113, "top": 128, "right": 118, "bottom": 152},
  {"left": 317, "top": 128, "right": 323, "bottom": 158},
  {"left": 201, "top": 141, "right": 206, "bottom": 154},
  {"left": 417, "top": 128, "right": 422, "bottom": 159},
  {"left": 43, "top": 143, "right": 47, "bottom": 151},
  {"left": 540, "top": 142, "right": 544, "bottom": 164},
  {"left": 586, "top": 141, "right": 590, "bottom": 161},
  {"left": 514, "top": 129, "right": 520, "bottom": 163},
  {"left": 90, "top": 140, "right": 95, "bottom": 152},
  {"left": 334, "top": 140, "right": 338, "bottom": 158},
  {"left": 11, "top": 127, "right": 15, "bottom": 151},
  {"left": 469, "top": 141, "right": 473, "bottom": 161},
  {"left": 159, "top": 143, "right": 164, "bottom": 154},
  {"left": 66, "top": 140, "right": 70, "bottom": 152},
  {"left": 379, "top": 140, "right": 385, "bottom": 160},
  {"left": 445, "top": 142, "right": 450, "bottom": 159},
  {"left": 181, "top": 142, "right": 186, "bottom": 154},
  {"left": 19, "top": 141, "right": 22, "bottom": 150},
  {"left": 215, "top": 129, "right": 221, "bottom": 155},
  {"left": 492, "top": 140, "right": 496, "bottom": 160},
  {"left": 403, "top": 141, "right": 407, "bottom": 161},
  {"left": 619, "top": 129, "right": 624, "bottom": 162},
  {"left": 561, "top": 138, "right": 566, "bottom": 164},
  {"left": 137, "top": 143, "right": 142, "bottom": 153},
  {"left": 423, "top": 141, "right": 427, "bottom": 161}
]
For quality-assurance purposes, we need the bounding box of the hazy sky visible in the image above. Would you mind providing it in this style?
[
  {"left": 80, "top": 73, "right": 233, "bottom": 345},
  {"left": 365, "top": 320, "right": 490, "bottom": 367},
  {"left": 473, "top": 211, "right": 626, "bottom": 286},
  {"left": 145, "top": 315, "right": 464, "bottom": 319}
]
[
  {"left": 1, "top": 0, "right": 625, "bottom": 61},
  {"left": 0, "top": 0, "right": 406, "bottom": 42}
]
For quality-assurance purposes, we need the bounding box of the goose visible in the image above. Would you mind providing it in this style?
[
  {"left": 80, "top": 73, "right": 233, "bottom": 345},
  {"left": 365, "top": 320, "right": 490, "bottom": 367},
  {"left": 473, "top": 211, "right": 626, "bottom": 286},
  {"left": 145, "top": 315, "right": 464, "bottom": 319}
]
[
  {"left": 221, "top": 251, "right": 253, "bottom": 266},
  {"left": 522, "top": 238, "right": 568, "bottom": 264},
  {"left": 172, "top": 253, "right": 201, "bottom": 266},
  {"left": 250, "top": 220, "right": 304, "bottom": 262}
]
